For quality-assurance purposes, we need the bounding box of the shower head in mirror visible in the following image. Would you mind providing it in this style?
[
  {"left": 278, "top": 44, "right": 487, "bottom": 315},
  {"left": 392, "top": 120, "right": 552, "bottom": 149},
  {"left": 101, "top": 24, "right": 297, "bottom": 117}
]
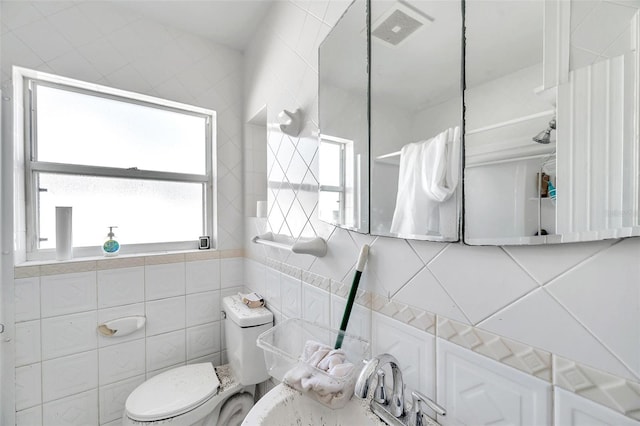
[{"left": 533, "top": 118, "right": 556, "bottom": 144}]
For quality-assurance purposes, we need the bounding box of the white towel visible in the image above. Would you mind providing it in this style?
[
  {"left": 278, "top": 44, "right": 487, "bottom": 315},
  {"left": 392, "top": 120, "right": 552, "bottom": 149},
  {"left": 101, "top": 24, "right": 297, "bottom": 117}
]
[
  {"left": 283, "top": 340, "right": 355, "bottom": 408},
  {"left": 390, "top": 127, "right": 460, "bottom": 236}
]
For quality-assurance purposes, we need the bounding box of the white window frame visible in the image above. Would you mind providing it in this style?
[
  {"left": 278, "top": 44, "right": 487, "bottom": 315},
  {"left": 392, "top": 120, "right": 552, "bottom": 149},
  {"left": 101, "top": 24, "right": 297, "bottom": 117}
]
[{"left": 15, "top": 67, "right": 217, "bottom": 261}]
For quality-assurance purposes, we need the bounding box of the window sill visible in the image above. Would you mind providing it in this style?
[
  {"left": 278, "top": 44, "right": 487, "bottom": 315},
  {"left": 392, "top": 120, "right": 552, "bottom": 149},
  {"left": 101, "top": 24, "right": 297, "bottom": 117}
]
[{"left": 14, "top": 248, "right": 244, "bottom": 276}]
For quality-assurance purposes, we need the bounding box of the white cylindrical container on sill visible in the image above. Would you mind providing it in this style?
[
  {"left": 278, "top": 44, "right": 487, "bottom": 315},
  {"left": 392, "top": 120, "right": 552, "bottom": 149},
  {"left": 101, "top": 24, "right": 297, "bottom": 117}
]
[
  {"left": 55, "top": 206, "right": 72, "bottom": 261},
  {"left": 256, "top": 200, "right": 267, "bottom": 218}
]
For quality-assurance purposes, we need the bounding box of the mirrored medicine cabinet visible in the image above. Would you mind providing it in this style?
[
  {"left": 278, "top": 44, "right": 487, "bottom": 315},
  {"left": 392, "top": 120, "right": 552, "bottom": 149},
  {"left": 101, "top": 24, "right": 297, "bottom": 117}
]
[
  {"left": 318, "top": 0, "right": 639, "bottom": 246},
  {"left": 318, "top": 0, "right": 464, "bottom": 242},
  {"left": 464, "top": 0, "right": 640, "bottom": 245}
]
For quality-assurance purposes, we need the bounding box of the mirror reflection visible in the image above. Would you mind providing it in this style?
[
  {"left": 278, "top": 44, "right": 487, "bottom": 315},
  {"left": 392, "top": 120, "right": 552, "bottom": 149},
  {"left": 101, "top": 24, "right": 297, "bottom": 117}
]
[
  {"left": 464, "top": 0, "right": 640, "bottom": 245},
  {"left": 369, "top": 0, "right": 463, "bottom": 241},
  {"left": 318, "top": 0, "right": 369, "bottom": 233}
]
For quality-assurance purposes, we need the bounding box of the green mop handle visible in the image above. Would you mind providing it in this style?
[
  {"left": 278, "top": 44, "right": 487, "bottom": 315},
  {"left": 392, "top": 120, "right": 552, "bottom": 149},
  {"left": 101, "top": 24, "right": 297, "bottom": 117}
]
[{"left": 335, "top": 244, "right": 369, "bottom": 349}]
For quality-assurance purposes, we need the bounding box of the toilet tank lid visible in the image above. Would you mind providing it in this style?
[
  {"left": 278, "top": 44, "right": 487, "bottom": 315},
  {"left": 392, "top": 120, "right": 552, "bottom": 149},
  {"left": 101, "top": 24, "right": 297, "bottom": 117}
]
[
  {"left": 125, "top": 363, "right": 220, "bottom": 422},
  {"left": 223, "top": 295, "right": 273, "bottom": 327}
]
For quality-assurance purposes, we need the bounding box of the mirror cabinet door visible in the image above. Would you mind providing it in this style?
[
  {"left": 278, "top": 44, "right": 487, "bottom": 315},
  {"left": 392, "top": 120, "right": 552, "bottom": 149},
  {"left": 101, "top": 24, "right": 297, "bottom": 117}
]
[
  {"left": 369, "top": 0, "right": 463, "bottom": 241},
  {"left": 464, "top": 0, "right": 640, "bottom": 245},
  {"left": 318, "top": 0, "right": 370, "bottom": 233}
]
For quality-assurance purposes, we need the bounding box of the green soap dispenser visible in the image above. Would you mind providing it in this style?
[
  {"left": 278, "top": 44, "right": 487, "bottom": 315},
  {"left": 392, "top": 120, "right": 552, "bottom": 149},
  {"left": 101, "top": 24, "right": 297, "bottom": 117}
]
[{"left": 102, "top": 226, "right": 120, "bottom": 257}]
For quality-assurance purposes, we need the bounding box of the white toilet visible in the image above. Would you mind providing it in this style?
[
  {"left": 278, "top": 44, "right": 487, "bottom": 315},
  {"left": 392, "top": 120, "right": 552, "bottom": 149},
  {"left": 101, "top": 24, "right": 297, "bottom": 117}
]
[{"left": 122, "top": 295, "right": 273, "bottom": 426}]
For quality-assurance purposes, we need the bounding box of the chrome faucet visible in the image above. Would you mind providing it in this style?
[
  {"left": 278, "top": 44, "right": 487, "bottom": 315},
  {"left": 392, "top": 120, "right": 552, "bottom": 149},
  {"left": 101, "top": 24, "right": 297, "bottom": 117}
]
[
  {"left": 355, "top": 353, "right": 446, "bottom": 426},
  {"left": 355, "top": 353, "right": 405, "bottom": 417}
]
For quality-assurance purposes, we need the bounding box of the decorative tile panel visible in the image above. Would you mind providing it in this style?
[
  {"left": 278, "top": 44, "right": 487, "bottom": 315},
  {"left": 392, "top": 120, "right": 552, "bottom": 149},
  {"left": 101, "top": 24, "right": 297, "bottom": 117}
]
[
  {"left": 14, "top": 277, "right": 40, "bottom": 322},
  {"left": 555, "top": 356, "right": 640, "bottom": 421},
  {"left": 97, "top": 267, "right": 145, "bottom": 309},
  {"left": 40, "top": 272, "right": 97, "bottom": 318},
  {"left": 555, "top": 387, "right": 640, "bottom": 426},
  {"left": 371, "top": 292, "right": 435, "bottom": 334},
  {"left": 15, "top": 363, "right": 42, "bottom": 411},
  {"left": 373, "top": 313, "right": 435, "bottom": 404},
  {"left": 145, "top": 296, "right": 186, "bottom": 336},
  {"left": 146, "top": 330, "right": 186, "bottom": 372},
  {"left": 437, "top": 339, "right": 552, "bottom": 426},
  {"left": 186, "top": 322, "right": 221, "bottom": 360},
  {"left": 42, "top": 351, "right": 98, "bottom": 402},
  {"left": 438, "top": 318, "right": 552, "bottom": 382},
  {"left": 99, "top": 376, "right": 145, "bottom": 424},
  {"left": 98, "top": 340, "right": 145, "bottom": 386},
  {"left": 41, "top": 311, "right": 98, "bottom": 360},
  {"left": 15, "top": 320, "right": 41, "bottom": 366},
  {"left": 42, "top": 389, "right": 98, "bottom": 426}
]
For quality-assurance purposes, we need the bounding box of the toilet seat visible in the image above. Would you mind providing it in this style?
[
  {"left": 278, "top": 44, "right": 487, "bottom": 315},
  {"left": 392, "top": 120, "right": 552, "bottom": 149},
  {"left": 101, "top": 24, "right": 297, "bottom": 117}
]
[{"left": 125, "top": 363, "right": 221, "bottom": 422}]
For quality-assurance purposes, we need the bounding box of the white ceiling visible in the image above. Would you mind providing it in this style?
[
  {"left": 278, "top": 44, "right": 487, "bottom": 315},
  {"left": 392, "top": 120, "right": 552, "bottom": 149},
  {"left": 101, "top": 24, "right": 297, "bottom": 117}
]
[{"left": 117, "top": 0, "right": 274, "bottom": 50}]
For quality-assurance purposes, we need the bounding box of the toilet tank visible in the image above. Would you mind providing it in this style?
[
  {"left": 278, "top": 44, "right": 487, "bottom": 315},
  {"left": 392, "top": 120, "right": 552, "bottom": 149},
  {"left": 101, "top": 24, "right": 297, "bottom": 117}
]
[{"left": 222, "top": 295, "right": 273, "bottom": 386}]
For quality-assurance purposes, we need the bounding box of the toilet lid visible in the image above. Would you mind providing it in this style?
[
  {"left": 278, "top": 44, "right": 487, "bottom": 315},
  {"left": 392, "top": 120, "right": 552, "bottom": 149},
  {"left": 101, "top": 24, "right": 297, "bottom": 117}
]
[{"left": 125, "top": 363, "right": 220, "bottom": 422}]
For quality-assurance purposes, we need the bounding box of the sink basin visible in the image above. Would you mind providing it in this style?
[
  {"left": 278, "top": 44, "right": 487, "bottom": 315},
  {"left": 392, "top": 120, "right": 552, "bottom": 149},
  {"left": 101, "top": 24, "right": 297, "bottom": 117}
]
[{"left": 243, "top": 383, "right": 387, "bottom": 426}]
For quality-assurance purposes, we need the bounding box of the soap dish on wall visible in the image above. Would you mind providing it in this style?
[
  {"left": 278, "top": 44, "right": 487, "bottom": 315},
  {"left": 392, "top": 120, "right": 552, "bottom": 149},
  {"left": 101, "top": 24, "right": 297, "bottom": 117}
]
[{"left": 97, "top": 316, "right": 146, "bottom": 337}]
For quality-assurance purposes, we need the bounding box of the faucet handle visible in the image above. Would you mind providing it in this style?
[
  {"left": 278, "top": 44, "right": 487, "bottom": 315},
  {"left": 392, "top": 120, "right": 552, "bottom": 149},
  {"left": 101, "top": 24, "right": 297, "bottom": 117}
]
[
  {"left": 374, "top": 369, "right": 387, "bottom": 403},
  {"left": 408, "top": 390, "right": 446, "bottom": 426}
]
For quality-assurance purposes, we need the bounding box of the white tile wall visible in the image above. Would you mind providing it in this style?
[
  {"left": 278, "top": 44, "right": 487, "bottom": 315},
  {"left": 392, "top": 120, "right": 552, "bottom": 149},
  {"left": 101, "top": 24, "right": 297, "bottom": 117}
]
[
  {"left": 243, "top": 0, "right": 640, "bottom": 423},
  {"left": 12, "top": 253, "right": 237, "bottom": 422}
]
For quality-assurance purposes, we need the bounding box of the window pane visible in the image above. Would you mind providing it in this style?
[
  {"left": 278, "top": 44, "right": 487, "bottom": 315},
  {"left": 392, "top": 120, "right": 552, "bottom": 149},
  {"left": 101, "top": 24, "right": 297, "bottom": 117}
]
[
  {"left": 319, "top": 141, "right": 342, "bottom": 187},
  {"left": 38, "top": 173, "right": 203, "bottom": 249},
  {"left": 36, "top": 85, "right": 207, "bottom": 174}
]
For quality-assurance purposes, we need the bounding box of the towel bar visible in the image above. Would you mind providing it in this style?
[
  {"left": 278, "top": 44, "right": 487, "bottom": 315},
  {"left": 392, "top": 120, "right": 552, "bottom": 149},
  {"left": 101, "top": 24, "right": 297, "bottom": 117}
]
[{"left": 252, "top": 232, "right": 327, "bottom": 257}]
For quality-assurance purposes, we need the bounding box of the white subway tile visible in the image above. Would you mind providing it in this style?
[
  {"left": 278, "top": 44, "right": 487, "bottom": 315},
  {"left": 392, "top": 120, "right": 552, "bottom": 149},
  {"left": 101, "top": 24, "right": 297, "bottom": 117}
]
[
  {"left": 99, "top": 339, "right": 145, "bottom": 385},
  {"left": 42, "top": 311, "right": 98, "bottom": 360},
  {"left": 41, "top": 271, "right": 97, "bottom": 318},
  {"left": 42, "top": 350, "right": 98, "bottom": 402},
  {"left": 186, "top": 259, "right": 220, "bottom": 293},
  {"left": 145, "top": 296, "right": 186, "bottom": 336},
  {"left": 146, "top": 330, "right": 186, "bottom": 372},
  {"left": 145, "top": 263, "right": 185, "bottom": 300},
  {"left": 186, "top": 322, "right": 220, "bottom": 360},
  {"left": 43, "top": 389, "right": 98, "bottom": 426},
  {"left": 16, "top": 363, "right": 42, "bottom": 410},
  {"left": 97, "top": 266, "right": 144, "bottom": 308},
  {"left": 15, "top": 277, "right": 40, "bottom": 322},
  {"left": 15, "top": 320, "right": 41, "bottom": 366},
  {"left": 186, "top": 291, "right": 220, "bottom": 327}
]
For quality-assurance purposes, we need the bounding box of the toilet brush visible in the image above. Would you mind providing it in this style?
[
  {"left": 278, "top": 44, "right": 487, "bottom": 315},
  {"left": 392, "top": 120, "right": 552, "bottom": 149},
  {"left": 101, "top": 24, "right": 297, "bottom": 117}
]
[{"left": 335, "top": 244, "right": 370, "bottom": 349}]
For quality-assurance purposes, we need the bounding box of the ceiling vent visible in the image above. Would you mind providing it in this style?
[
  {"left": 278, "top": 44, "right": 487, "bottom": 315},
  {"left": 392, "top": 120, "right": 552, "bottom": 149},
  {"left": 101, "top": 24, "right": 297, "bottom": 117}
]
[{"left": 371, "top": 1, "right": 433, "bottom": 47}]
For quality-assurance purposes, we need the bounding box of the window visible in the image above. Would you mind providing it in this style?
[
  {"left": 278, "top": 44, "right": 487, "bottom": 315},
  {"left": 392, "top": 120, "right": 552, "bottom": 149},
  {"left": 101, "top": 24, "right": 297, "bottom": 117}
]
[{"left": 21, "top": 70, "right": 215, "bottom": 259}]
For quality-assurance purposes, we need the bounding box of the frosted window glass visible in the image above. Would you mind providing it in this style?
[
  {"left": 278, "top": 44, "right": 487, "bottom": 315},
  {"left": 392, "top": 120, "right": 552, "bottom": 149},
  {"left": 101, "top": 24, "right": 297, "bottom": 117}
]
[
  {"left": 38, "top": 173, "right": 203, "bottom": 249},
  {"left": 36, "top": 85, "right": 206, "bottom": 174}
]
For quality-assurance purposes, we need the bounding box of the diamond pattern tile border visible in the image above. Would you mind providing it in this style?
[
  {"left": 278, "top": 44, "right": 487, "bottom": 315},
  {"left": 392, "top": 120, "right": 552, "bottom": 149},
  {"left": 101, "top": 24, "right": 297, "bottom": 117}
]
[{"left": 256, "top": 255, "right": 640, "bottom": 421}]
